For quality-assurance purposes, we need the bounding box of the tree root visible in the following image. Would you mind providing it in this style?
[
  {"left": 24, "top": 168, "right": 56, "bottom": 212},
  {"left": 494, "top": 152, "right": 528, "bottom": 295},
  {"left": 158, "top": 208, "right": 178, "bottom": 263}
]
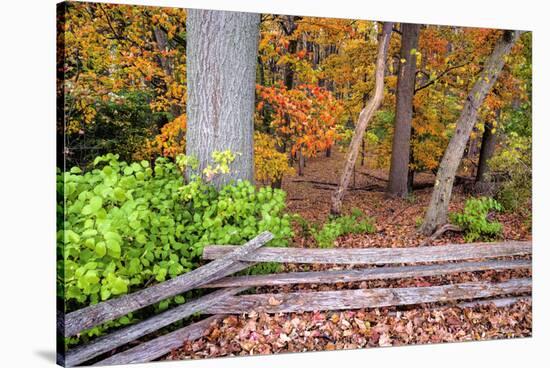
[{"left": 419, "top": 223, "right": 462, "bottom": 246}]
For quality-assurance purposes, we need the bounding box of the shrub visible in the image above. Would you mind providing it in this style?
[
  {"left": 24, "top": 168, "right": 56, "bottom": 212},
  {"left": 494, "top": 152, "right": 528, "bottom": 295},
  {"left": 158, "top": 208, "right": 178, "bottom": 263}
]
[
  {"left": 63, "top": 91, "right": 167, "bottom": 168},
  {"left": 313, "top": 208, "right": 375, "bottom": 248},
  {"left": 254, "top": 132, "right": 294, "bottom": 184},
  {"left": 58, "top": 153, "right": 293, "bottom": 341},
  {"left": 292, "top": 213, "right": 313, "bottom": 239},
  {"left": 450, "top": 197, "right": 503, "bottom": 242},
  {"left": 488, "top": 133, "right": 532, "bottom": 212},
  {"left": 138, "top": 115, "right": 187, "bottom": 160}
]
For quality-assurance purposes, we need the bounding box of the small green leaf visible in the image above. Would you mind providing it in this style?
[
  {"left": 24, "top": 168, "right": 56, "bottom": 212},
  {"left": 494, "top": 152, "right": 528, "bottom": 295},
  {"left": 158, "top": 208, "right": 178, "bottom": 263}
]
[
  {"left": 111, "top": 278, "right": 128, "bottom": 295},
  {"left": 106, "top": 239, "right": 121, "bottom": 258},
  {"left": 89, "top": 196, "right": 103, "bottom": 212},
  {"left": 95, "top": 241, "right": 107, "bottom": 257}
]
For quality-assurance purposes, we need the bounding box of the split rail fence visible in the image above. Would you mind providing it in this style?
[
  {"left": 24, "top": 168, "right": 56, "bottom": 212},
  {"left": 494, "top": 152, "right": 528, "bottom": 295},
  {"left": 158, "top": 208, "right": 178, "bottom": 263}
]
[{"left": 60, "top": 231, "right": 532, "bottom": 366}]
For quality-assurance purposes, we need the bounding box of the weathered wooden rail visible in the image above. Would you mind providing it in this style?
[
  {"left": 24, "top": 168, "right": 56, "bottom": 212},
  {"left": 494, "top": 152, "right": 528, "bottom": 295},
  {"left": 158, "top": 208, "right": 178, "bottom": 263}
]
[
  {"left": 202, "top": 240, "right": 531, "bottom": 264},
  {"left": 61, "top": 235, "right": 531, "bottom": 367}
]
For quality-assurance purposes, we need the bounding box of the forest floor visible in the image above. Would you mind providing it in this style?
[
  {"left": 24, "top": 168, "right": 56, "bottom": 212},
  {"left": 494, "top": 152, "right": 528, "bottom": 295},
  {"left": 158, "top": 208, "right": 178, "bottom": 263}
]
[{"left": 164, "top": 150, "right": 532, "bottom": 361}]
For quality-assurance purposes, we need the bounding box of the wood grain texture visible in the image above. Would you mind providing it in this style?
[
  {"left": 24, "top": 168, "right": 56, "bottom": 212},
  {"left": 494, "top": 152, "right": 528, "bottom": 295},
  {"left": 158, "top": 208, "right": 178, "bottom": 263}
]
[
  {"left": 93, "top": 315, "right": 225, "bottom": 366},
  {"left": 387, "top": 296, "right": 532, "bottom": 316},
  {"left": 202, "top": 259, "right": 531, "bottom": 288},
  {"left": 457, "top": 296, "right": 531, "bottom": 309},
  {"left": 202, "top": 241, "right": 531, "bottom": 265},
  {"left": 202, "top": 278, "right": 531, "bottom": 314},
  {"left": 64, "top": 232, "right": 273, "bottom": 337},
  {"left": 66, "top": 287, "right": 246, "bottom": 366}
]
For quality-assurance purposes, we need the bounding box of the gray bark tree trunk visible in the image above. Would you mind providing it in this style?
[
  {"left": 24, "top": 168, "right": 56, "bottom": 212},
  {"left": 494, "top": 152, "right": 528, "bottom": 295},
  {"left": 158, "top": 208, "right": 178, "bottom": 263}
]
[
  {"left": 330, "top": 22, "right": 394, "bottom": 215},
  {"left": 475, "top": 110, "right": 500, "bottom": 183},
  {"left": 420, "top": 30, "right": 520, "bottom": 235},
  {"left": 387, "top": 23, "right": 420, "bottom": 198},
  {"left": 186, "top": 9, "right": 260, "bottom": 188}
]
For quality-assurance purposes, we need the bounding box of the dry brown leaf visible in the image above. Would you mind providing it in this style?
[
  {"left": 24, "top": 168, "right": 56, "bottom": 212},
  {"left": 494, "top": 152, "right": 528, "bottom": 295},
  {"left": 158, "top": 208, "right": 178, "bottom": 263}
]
[{"left": 268, "top": 296, "right": 283, "bottom": 306}]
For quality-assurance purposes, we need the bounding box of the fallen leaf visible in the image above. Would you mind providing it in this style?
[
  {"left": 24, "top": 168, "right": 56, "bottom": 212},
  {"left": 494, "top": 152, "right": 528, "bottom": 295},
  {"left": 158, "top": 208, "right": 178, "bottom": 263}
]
[{"left": 268, "top": 296, "right": 283, "bottom": 306}]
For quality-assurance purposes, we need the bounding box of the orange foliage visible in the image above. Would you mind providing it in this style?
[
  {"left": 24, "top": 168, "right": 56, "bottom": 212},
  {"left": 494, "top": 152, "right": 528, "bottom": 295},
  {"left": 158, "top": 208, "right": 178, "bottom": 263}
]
[
  {"left": 256, "top": 83, "right": 344, "bottom": 157},
  {"left": 137, "top": 115, "right": 186, "bottom": 160}
]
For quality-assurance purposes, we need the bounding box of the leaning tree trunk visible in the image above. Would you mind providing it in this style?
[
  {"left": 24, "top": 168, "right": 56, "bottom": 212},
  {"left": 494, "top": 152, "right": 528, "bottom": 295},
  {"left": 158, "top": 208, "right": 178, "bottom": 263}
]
[
  {"left": 420, "top": 30, "right": 520, "bottom": 235},
  {"left": 186, "top": 9, "right": 260, "bottom": 188},
  {"left": 330, "top": 22, "right": 394, "bottom": 215},
  {"left": 387, "top": 23, "right": 420, "bottom": 198},
  {"left": 475, "top": 109, "right": 501, "bottom": 183}
]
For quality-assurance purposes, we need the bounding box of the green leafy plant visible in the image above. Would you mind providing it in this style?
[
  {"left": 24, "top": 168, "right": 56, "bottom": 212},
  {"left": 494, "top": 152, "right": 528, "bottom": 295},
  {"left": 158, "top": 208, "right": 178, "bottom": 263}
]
[
  {"left": 488, "top": 132, "right": 532, "bottom": 212},
  {"left": 313, "top": 208, "right": 375, "bottom": 248},
  {"left": 58, "top": 153, "right": 292, "bottom": 343},
  {"left": 292, "top": 213, "right": 313, "bottom": 239},
  {"left": 450, "top": 197, "right": 503, "bottom": 242},
  {"left": 414, "top": 216, "right": 423, "bottom": 229}
]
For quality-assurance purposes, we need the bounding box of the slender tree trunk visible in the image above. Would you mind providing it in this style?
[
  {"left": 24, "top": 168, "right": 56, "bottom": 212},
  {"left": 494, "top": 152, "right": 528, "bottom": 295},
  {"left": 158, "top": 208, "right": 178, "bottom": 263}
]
[
  {"left": 326, "top": 145, "right": 332, "bottom": 158},
  {"left": 407, "top": 126, "right": 416, "bottom": 192},
  {"left": 153, "top": 26, "right": 185, "bottom": 144},
  {"left": 361, "top": 138, "right": 365, "bottom": 166},
  {"left": 271, "top": 139, "right": 286, "bottom": 189},
  {"left": 330, "top": 22, "right": 394, "bottom": 215},
  {"left": 153, "top": 27, "right": 181, "bottom": 118},
  {"left": 281, "top": 15, "right": 298, "bottom": 90},
  {"left": 387, "top": 23, "right": 420, "bottom": 198},
  {"left": 153, "top": 27, "right": 174, "bottom": 80},
  {"left": 271, "top": 177, "right": 283, "bottom": 189},
  {"left": 257, "top": 55, "right": 265, "bottom": 87},
  {"left": 407, "top": 167, "right": 414, "bottom": 193},
  {"left": 420, "top": 30, "right": 520, "bottom": 235},
  {"left": 475, "top": 110, "right": 500, "bottom": 183},
  {"left": 297, "top": 148, "right": 305, "bottom": 176},
  {"left": 186, "top": 10, "right": 260, "bottom": 188}
]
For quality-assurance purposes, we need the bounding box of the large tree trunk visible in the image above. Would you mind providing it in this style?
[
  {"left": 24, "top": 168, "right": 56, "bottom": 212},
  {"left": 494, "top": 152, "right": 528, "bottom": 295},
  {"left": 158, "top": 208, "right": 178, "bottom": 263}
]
[
  {"left": 186, "top": 10, "right": 260, "bottom": 188},
  {"left": 387, "top": 23, "right": 420, "bottom": 198},
  {"left": 420, "top": 30, "right": 520, "bottom": 235},
  {"left": 330, "top": 22, "right": 394, "bottom": 215},
  {"left": 475, "top": 110, "right": 500, "bottom": 183}
]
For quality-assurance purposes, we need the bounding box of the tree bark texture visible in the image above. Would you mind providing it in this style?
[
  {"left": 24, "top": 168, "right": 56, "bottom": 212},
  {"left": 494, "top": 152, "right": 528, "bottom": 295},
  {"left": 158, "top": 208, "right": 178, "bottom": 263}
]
[
  {"left": 476, "top": 111, "right": 500, "bottom": 183},
  {"left": 186, "top": 9, "right": 260, "bottom": 188},
  {"left": 420, "top": 30, "right": 520, "bottom": 235},
  {"left": 330, "top": 22, "right": 394, "bottom": 215},
  {"left": 387, "top": 23, "right": 420, "bottom": 198}
]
